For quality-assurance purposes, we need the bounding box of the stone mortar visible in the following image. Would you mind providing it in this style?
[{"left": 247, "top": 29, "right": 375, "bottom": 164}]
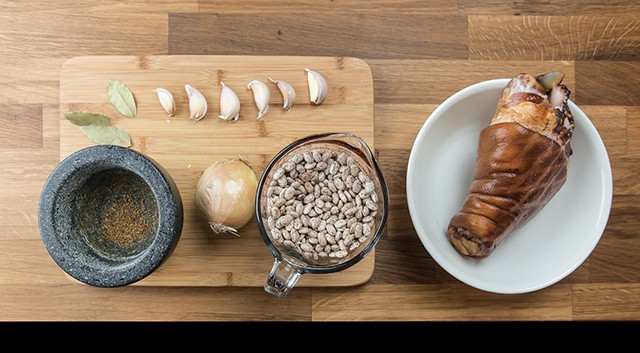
[{"left": 38, "top": 145, "right": 184, "bottom": 287}]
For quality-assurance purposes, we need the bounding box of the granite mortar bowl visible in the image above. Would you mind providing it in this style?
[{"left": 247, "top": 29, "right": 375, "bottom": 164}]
[{"left": 38, "top": 145, "right": 184, "bottom": 287}]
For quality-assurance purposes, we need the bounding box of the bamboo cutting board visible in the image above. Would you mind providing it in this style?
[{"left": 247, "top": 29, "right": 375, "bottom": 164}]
[{"left": 59, "top": 55, "right": 375, "bottom": 287}]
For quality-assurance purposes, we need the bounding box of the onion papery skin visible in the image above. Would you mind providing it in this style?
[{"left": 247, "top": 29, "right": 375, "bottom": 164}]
[{"left": 195, "top": 159, "right": 258, "bottom": 236}]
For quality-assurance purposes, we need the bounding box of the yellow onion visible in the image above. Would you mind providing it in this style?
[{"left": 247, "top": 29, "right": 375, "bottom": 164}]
[{"left": 195, "top": 159, "right": 258, "bottom": 236}]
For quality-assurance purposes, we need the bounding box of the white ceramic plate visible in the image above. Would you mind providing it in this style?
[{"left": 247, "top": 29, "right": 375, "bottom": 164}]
[{"left": 406, "top": 79, "right": 613, "bottom": 294}]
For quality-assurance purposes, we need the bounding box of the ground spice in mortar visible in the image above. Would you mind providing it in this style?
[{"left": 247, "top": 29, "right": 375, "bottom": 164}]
[
  {"left": 102, "top": 193, "right": 151, "bottom": 246},
  {"left": 77, "top": 168, "right": 158, "bottom": 258}
]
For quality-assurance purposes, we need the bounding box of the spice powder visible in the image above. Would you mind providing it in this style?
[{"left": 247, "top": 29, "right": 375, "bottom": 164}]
[
  {"left": 77, "top": 169, "right": 159, "bottom": 258},
  {"left": 102, "top": 193, "right": 152, "bottom": 246}
]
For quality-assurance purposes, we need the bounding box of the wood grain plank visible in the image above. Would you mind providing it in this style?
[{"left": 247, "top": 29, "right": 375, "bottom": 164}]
[
  {"left": 197, "top": 0, "right": 458, "bottom": 14},
  {"left": 375, "top": 104, "right": 436, "bottom": 149},
  {"left": 576, "top": 62, "right": 640, "bottom": 106},
  {"left": 614, "top": 108, "right": 640, "bottom": 193},
  {"left": 598, "top": 195, "right": 640, "bottom": 241},
  {"left": 627, "top": 106, "right": 640, "bottom": 154},
  {"left": 611, "top": 157, "right": 640, "bottom": 194},
  {"left": 603, "top": 105, "right": 640, "bottom": 194},
  {"left": 371, "top": 234, "right": 437, "bottom": 284},
  {"left": 589, "top": 195, "right": 640, "bottom": 283},
  {"left": 0, "top": 13, "right": 168, "bottom": 104},
  {"left": 469, "top": 15, "right": 640, "bottom": 60},
  {"left": 384, "top": 193, "right": 416, "bottom": 239},
  {"left": 0, "top": 159, "right": 61, "bottom": 218},
  {"left": 580, "top": 105, "right": 627, "bottom": 157},
  {"left": 377, "top": 148, "right": 409, "bottom": 196},
  {"left": 561, "top": 260, "right": 593, "bottom": 284},
  {"left": 573, "top": 283, "right": 640, "bottom": 320},
  {"left": 460, "top": 0, "right": 640, "bottom": 16},
  {"left": 0, "top": 104, "right": 61, "bottom": 247},
  {"left": 0, "top": 240, "right": 68, "bottom": 285},
  {"left": 312, "top": 283, "right": 572, "bottom": 321},
  {"left": 0, "top": 13, "right": 167, "bottom": 59},
  {"left": 42, "top": 104, "right": 61, "bottom": 151},
  {"left": 168, "top": 13, "right": 467, "bottom": 59},
  {"left": 0, "top": 104, "right": 42, "bottom": 149},
  {"left": 0, "top": 0, "right": 198, "bottom": 12},
  {"left": 0, "top": 194, "right": 41, "bottom": 235},
  {"left": 368, "top": 60, "right": 575, "bottom": 104},
  {"left": 0, "top": 105, "right": 59, "bottom": 232},
  {"left": 370, "top": 194, "right": 437, "bottom": 284},
  {"left": 0, "top": 284, "right": 311, "bottom": 321},
  {"left": 0, "top": 57, "right": 65, "bottom": 104}
]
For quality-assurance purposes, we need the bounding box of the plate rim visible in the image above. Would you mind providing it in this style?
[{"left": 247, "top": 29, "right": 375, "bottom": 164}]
[{"left": 406, "top": 78, "right": 613, "bottom": 294}]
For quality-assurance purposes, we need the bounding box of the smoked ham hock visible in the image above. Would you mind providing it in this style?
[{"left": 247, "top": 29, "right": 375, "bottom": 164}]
[{"left": 447, "top": 72, "right": 575, "bottom": 258}]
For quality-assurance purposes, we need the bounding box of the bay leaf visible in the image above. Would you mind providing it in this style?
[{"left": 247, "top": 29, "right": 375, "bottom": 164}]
[
  {"left": 80, "top": 124, "right": 132, "bottom": 147},
  {"left": 107, "top": 80, "right": 137, "bottom": 118},
  {"left": 64, "top": 111, "right": 111, "bottom": 126}
]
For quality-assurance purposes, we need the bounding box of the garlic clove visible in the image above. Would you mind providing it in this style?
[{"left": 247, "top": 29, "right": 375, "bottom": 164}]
[
  {"left": 536, "top": 71, "right": 565, "bottom": 91},
  {"left": 219, "top": 82, "right": 241, "bottom": 121},
  {"left": 185, "top": 84, "right": 208, "bottom": 122},
  {"left": 154, "top": 88, "right": 176, "bottom": 117},
  {"left": 268, "top": 78, "right": 296, "bottom": 111},
  {"left": 305, "top": 68, "right": 328, "bottom": 105},
  {"left": 247, "top": 80, "right": 270, "bottom": 119}
]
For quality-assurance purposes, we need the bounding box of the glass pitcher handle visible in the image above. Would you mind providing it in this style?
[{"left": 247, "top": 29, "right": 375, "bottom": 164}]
[{"left": 264, "top": 258, "right": 303, "bottom": 298}]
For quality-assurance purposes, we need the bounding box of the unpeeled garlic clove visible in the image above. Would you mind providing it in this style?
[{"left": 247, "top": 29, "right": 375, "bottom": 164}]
[
  {"left": 185, "top": 84, "right": 207, "bottom": 122},
  {"left": 219, "top": 82, "right": 240, "bottom": 121},
  {"left": 305, "top": 68, "right": 328, "bottom": 105},
  {"left": 247, "top": 80, "right": 270, "bottom": 119},
  {"left": 269, "top": 78, "right": 296, "bottom": 111},
  {"left": 154, "top": 88, "right": 176, "bottom": 117},
  {"left": 536, "top": 71, "right": 565, "bottom": 91}
]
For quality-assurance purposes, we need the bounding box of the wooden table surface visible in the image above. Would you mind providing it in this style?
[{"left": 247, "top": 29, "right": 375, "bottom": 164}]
[{"left": 1, "top": 0, "right": 639, "bottom": 322}]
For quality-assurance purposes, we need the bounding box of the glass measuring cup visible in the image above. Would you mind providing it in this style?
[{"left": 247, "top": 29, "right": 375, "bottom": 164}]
[{"left": 255, "top": 133, "right": 389, "bottom": 298}]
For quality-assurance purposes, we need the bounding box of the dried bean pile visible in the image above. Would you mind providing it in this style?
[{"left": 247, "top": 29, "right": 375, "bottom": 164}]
[{"left": 265, "top": 148, "right": 379, "bottom": 263}]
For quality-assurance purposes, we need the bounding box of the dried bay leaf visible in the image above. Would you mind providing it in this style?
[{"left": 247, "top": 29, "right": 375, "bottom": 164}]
[
  {"left": 80, "top": 124, "right": 132, "bottom": 147},
  {"left": 64, "top": 111, "right": 111, "bottom": 126},
  {"left": 108, "top": 80, "right": 137, "bottom": 118}
]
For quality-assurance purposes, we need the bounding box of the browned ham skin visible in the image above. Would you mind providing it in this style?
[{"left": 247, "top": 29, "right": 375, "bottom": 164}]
[{"left": 447, "top": 72, "right": 573, "bottom": 258}]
